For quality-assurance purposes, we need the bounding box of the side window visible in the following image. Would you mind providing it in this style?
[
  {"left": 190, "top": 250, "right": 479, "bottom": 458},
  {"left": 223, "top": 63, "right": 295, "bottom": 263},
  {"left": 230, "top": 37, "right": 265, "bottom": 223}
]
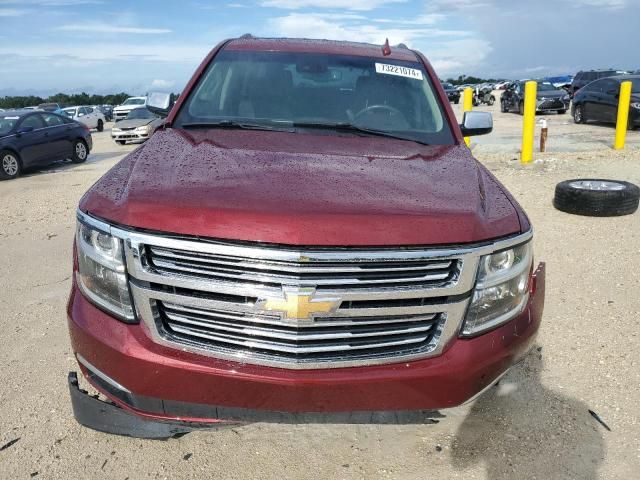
[
  {"left": 78, "top": 107, "right": 87, "bottom": 115},
  {"left": 589, "top": 80, "right": 604, "bottom": 93},
  {"left": 85, "top": 107, "right": 94, "bottom": 114},
  {"left": 19, "top": 114, "right": 45, "bottom": 130},
  {"left": 601, "top": 79, "right": 619, "bottom": 95},
  {"left": 42, "top": 113, "right": 64, "bottom": 127}
]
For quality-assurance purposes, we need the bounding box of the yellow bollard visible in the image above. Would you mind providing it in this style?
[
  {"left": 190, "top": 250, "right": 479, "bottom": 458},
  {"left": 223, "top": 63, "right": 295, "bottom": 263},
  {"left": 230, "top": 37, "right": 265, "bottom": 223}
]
[
  {"left": 463, "top": 87, "right": 473, "bottom": 147},
  {"left": 520, "top": 81, "right": 537, "bottom": 164},
  {"left": 614, "top": 81, "right": 632, "bottom": 150}
]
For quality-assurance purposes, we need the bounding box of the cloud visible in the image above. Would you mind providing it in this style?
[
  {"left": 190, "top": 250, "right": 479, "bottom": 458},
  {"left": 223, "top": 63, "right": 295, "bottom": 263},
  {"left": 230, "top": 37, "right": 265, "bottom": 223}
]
[
  {"left": 56, "top": 23, "right": 172, "bottom": 34},
  {"left": 150, "top": 79, "right": 176, "bottom": 89},
  {"left": 260, "top": 0, "right": 406, "bottom": 11},
  {"left": 268, "top": 12, "right": 468, "bottom": 46},
  {"left": 570, "top": 0, "right": 627, "bottom": 7},
  {"left": 0, "top": 43, "right": 207, "bottom": 63},
  {"left": 0, "top": 0, "right": 102, "bottom": 5},
  {"left": 0, "top": 8, "right": 27, "bottom": 15}
]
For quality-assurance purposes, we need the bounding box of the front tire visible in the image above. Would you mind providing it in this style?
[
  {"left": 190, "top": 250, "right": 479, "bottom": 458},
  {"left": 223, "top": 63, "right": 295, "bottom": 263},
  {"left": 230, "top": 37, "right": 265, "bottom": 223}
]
[
  {"left": 97, "top": 119, "right": 104, "bottom": 132},
  {"left": 0, "top": 150, "right": 21, "bottom": 180},
  {"left": 116, "top": 140, "right": 126, "bottom": 145},
  {"left": 71, "top": 139, "right": 88, "bottom": 163},
  {"left": 573, "top": 104, "right": 586, "bottom": 124},
  {"left": 518, "top": 101, "right": 524, "bottom": 115},
  {"left": 487, "top": 95, "right": 495, "bottom": 106}
]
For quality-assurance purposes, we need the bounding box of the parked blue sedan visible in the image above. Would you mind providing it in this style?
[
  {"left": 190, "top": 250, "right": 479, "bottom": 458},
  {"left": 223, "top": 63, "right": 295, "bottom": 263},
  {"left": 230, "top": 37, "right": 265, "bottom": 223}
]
[{"left": 0, "top": 110, "right": 92, "bottom": 180}]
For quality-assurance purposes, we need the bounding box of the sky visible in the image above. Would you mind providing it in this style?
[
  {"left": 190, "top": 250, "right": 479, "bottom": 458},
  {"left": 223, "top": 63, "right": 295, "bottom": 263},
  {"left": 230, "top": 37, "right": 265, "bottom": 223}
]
[{"left": 0, "top": 0, "right": 638, "bottom": 96}]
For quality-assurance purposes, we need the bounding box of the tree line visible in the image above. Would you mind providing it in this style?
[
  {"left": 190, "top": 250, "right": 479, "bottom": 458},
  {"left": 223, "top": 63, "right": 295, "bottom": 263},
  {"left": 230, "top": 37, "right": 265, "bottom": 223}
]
[
  {"left": 0, "top": 92, "right": 134, "bottom": 109},
  {"left": 442, "top": 75, "right": 504, "bottom": 86}
]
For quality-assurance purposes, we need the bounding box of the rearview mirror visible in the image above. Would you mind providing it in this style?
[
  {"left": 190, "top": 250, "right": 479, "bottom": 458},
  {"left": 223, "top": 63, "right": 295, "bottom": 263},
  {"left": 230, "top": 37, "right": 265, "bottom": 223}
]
[
  {"left": 146, "top": 92, "right": 175, "bottom": 117},
  {"left": 460, "top": 111, "right": 493, "bottom": 137}
]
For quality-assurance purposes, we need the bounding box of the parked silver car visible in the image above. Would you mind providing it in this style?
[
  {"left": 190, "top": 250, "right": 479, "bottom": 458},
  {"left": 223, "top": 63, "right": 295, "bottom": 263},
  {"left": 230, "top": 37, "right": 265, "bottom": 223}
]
[{"left": 111, "top": 107, "right": 163, "bottom": 144}]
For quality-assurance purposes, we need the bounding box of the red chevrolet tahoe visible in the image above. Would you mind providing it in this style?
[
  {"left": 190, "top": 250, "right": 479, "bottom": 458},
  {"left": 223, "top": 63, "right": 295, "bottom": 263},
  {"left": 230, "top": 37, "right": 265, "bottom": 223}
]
[{"left": 67, "top": 37, "right": 545, "bottom": 438}]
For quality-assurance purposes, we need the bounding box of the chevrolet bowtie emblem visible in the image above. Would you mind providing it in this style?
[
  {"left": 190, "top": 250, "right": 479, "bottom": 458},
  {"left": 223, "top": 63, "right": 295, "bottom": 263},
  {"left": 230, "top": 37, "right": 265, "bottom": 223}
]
[{"left": 258, "top": 289, "right": 339, "bottom": 320}]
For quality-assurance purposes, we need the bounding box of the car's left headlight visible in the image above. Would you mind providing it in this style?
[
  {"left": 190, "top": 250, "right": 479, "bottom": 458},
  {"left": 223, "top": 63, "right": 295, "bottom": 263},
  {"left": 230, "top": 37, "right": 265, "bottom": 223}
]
[
  {"left": 134, "top": 125, "right": 150, "bottom": 134},
  {"left": 76, "top": 217, "right": 135, "bottom": 322},
  {"left": 631, "top": 103, "right": 640, "bottom": 110},
  {"left": 562, "top": 94, "right": 571, "bottom": 101},
  {"left": 461, "top": 241, "right": 533, "bottom": 337}
]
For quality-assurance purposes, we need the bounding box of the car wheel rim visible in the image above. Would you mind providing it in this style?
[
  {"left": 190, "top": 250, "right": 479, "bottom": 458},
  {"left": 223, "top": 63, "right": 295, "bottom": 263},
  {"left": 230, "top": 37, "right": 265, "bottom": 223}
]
[
  {"left": 2, "top": 154, "right": 18, "bottom": 175},
  {"left": 76, "top": 143, "right": 87, "bottom": 159},
  {"left": 575, "top": 107, "right": 582, "bottom": 122},
  {"left": 569, "top": 180, "right": 625, "bottom": 191}
]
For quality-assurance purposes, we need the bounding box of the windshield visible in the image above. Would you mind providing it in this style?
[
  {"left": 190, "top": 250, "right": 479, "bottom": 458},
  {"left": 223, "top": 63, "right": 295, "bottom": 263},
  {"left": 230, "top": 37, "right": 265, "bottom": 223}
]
[
  {"left": 630, "top": 79, "right": 640, "bottom": 92},
  {"left": 126, "top": 108, "right": 157, "bottom": 120},
  {"left": 537, "top": 82, "right": 560, "bottom": 92},
  {"left": 123, "top": 98, "right": 146, "bottom": 106},
  {"left": 62, "top": 108, "right": 75, "bottom": 117},
  {"left": 0, "top": 114, "right": 19, "bottom": 135},
  {"left": 174, "top": 50, "right": 454, "bottom": 145}
]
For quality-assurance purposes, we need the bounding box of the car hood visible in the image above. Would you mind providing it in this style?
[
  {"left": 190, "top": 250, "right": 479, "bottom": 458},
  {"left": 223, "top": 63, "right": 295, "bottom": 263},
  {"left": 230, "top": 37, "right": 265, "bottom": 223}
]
[
  {"left": 80, "top": 128, "right": 524, "bottom": 246},
  {"left": 114, "top": 118, "right": 154, "bottom": 129}
]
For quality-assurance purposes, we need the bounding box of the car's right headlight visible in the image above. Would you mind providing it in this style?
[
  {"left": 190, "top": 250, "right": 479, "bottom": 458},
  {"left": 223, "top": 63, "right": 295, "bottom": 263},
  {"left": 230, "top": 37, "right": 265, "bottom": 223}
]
[
  {"left": 76, "top": 217, "right": 135, "bottom": 322},
  {"left": 631, "top": 103, "right": 640, "bottom": 110},
  {"left": 461, "top": 241, "right": 533, "bottom": 337}
]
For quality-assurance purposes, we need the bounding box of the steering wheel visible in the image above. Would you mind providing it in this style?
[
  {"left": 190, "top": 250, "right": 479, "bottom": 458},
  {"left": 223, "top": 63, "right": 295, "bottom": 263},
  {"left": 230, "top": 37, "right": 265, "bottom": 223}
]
[{"left": 353, "top": 104, "right": 403, "bottom": 121}]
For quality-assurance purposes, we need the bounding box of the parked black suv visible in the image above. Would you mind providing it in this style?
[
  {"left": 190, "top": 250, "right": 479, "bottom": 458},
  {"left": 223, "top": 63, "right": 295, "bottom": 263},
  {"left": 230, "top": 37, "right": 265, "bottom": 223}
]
[
  {"left": 571, "top": 70, "right": 628, "bottom": 96},
  {"left": 441, "top": 82, "right": 460, "bottom": 104},
  {"left": 572, "top": 75, "right": 640, "bottom": 128}
]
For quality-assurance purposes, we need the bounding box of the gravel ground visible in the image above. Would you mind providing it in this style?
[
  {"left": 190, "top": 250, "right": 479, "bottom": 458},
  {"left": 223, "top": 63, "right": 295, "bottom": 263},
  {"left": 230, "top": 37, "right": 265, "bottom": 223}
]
[{"left": 0, "top": 112, "right": 639, "bottom": 479}]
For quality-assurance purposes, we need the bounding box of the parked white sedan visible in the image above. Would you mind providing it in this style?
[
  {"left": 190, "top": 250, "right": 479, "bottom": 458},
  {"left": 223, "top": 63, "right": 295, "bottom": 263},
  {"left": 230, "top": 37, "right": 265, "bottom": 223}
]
[{"left": 61, "top": 106, "right": 106, "bottom": 131}]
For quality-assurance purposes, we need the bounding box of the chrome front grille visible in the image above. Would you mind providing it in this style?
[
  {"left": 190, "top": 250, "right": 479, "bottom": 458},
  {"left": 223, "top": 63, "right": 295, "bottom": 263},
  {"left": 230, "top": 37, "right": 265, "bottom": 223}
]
[
  {"left": 119, "top": 231, "right": 485, "bottom": 369},
  {"left": 146, "top": 245, "right": 459, "bottom": 289},
  {"left": 158, "top": 300, "right": 442, "bottom": 362}
]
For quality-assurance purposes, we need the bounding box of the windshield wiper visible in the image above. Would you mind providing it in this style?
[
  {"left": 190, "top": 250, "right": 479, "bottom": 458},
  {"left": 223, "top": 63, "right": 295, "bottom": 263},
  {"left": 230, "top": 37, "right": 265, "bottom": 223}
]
[
  {"left": 181, "top": 120, "right": 284, "bottom": 132},
  {"left": 292, "top": 121, "right": 428, "bottom": 145}
]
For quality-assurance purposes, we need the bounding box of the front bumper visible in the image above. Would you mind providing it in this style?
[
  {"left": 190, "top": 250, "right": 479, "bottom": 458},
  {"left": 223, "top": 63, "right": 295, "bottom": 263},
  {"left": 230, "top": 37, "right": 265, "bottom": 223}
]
[
  {"left": 84, "top": 134, "right": 93, "bottom": 151},
  {"left": 111, "top": 131, "right": 149, "bottom": 143},
  {"left": 67, "top": 263, "right": 545, "bottom": 437}
]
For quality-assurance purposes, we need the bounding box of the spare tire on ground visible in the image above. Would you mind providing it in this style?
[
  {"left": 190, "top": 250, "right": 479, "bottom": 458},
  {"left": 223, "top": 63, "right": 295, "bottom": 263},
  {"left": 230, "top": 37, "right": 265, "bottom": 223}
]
[{"left": 553, "top": 179, "right": 640, "bottom": 217}]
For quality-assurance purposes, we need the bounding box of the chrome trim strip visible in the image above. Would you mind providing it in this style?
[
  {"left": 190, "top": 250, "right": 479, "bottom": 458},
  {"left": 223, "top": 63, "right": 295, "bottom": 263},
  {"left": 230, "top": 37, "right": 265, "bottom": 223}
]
[
  {"left": 76, "top": 353, "right": 131, "bottom": 394},
  {"left": 461, "top": 368, "right": 511, "bottom": 405}
]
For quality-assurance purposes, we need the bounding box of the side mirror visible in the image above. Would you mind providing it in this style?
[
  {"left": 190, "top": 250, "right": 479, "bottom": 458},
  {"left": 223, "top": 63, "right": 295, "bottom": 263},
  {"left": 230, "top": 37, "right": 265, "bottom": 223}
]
[
  {"left": 78, "top": 113, "right": 85, "bottom": 117},
  {"left": 460, "top": 111, "right": 493, "bottom": 137},
  {"left": 146, "top": 92, "right": 175, "bottom": 117}
]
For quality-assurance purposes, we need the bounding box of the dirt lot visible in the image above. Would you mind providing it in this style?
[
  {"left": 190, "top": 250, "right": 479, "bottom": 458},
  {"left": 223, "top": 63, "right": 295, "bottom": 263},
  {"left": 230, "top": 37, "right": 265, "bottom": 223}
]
[{"left": 1, "top": 103, "right": 639, "bottom": 479}]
